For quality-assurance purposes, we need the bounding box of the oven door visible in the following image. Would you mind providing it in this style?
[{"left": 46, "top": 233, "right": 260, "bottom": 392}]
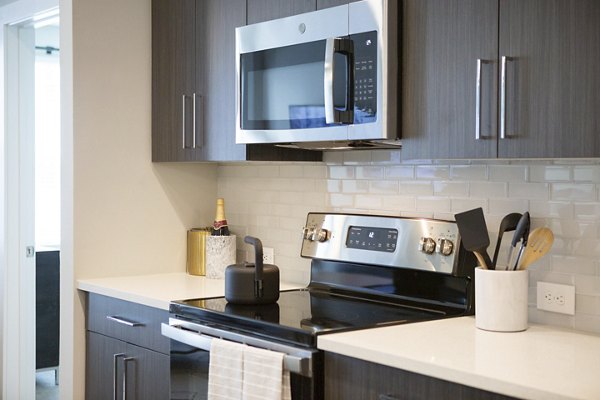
[
  {"left": 235, "top": 3, "right": 380, "bottom": 145},
  {"left": 162, "top": 318, "right": 322, "bottom": 400}
]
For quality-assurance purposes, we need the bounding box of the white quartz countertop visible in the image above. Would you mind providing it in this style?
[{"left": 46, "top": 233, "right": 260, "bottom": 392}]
[
  {"left": 77, "top": 272, "right": 302, "bottom": 310},
  {"left": 318, "top": 316, "right": 600, "bottom": 400}
]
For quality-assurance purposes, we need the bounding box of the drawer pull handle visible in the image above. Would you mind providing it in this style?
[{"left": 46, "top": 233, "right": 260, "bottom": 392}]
[
  {"left": 107, "top": 315, "right": 144, "bottom": 327},
  {"left": 379, "top": 395, "right": 400, "bottom": 400}
]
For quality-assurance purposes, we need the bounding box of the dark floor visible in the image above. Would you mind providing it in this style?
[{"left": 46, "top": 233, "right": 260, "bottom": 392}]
[{"left": 36, "top": 370, "right": 59, "bottom": 400}]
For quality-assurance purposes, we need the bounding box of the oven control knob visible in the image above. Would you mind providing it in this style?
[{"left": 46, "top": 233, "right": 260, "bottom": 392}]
[
  {"left": 419, "top": 237, "right": 436, "bottom": 254},
  {"left": 316, "top": 229, "right": 329, "bottom": 242},
  {"left": 303, "top": 227, "right": 316, "bottom": 241},
  {"left": 437, "top": 238, "right": 454, "bottom": 256}
]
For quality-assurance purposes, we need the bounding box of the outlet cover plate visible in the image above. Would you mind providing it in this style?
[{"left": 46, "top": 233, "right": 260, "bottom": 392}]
[
  {"left": 263, "top": 247, "right": 274, "bottom": 264},
  {"left": 537, "top": 281, "right": 575, "bottom": 315}
]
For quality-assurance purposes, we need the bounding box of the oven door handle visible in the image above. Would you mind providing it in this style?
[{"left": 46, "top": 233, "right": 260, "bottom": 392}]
[{"left": 161, "top": 323, "right": 313, "bottom": 378}]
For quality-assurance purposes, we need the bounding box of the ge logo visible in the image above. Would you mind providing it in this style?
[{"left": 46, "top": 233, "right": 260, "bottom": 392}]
[{"left": 368, "top": 232, "right": 375, "bottom": 238}]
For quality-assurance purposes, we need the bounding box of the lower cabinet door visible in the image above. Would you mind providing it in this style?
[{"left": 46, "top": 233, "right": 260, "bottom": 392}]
[
  {"left": 86, "top": 332, "right": 127, "bottom": 400},
  {"left": 86, "top": 331, "right": 170, "bottom": 400},
  {"left": 125, "top": 342, "right": 170, "bottom": 400},
  {"left": 324, "top": 352, "right": 518, "bottom": 400}
]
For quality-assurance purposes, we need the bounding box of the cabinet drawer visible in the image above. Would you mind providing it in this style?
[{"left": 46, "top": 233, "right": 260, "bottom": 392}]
[{"left": 87, "top": 293, "right": 169, "bottom": 354}]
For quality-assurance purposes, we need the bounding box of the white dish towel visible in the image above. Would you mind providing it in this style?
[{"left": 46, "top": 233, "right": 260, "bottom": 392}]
[
  {"left": 207, "top": 339, "right": 244, "bottom": 400},
  {"left": 242, "top": 345, "right": 292, "bottom": 400}
]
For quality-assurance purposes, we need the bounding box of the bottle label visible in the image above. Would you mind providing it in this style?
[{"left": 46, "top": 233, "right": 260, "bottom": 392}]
[{"left": 213, "top": 220, "right": 228, "bottom": 229}]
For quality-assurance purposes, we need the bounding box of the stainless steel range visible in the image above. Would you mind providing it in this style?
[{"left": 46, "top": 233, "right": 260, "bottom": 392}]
[{"left": 162, "top": 213, "right": 476, "bottom": 400}]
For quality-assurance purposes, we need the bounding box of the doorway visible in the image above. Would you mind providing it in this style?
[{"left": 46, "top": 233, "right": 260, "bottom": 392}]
[{"left": 3, "top": 9, "right": 60, "bottom": 400}]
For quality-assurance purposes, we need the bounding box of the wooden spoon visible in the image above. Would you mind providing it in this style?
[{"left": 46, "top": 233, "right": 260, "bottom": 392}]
[{"left": 517, "top": 227, "right": 554, "bottom": 270}]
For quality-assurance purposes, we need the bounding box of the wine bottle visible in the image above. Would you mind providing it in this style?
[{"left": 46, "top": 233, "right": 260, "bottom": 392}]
[{"left": 211, "top": 198, "right": 230, "bottom": 236}]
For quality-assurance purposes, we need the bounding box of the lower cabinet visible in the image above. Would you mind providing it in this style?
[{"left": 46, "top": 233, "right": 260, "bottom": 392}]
[
  {"left": 86, "top": 294, "right": 170, "bottom": 400},
  {"left": 324, "top": 352, "right": 518, "bottom": 400},
  {"left": 86, "top": 332, "right": 169, "bottom": 400}
]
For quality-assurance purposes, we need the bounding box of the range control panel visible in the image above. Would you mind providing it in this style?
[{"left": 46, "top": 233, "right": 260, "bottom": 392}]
[{"left": 301, "top": 213, "right": 461, "bottom": 275}]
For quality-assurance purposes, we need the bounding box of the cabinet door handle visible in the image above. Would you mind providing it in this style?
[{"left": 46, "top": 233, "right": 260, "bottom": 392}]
[
  {"left": 182, "top": 94, "right": 187, "bottom": 149},
  {"left": 475, "top": 59, "right": 490, "bottom": 140},
  {"left": 123, "top": 357, "right": 135, "bottom": 400},
  {"left": 193, "top": 93, "right": 203, "bottom": 149},
  {"left": 106, "top": 315, "right": 144, "bottom": 327},
  {"left": 113, "top": 353, "right": 125, "bottom": 400},
  {"left": 500, "top": 56, "right": 513, "bottom": 139},
  {"left": 192, "top": 93, "right": 197, "bottom": 148},
  {"left": 379, "top": 395, "right": 400, "bottom": 400}
]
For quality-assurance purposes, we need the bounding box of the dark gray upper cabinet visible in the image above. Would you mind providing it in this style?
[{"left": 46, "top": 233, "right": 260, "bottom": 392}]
[
  {"left": 401, "top": 0, "right": 498, "bottom": 160},
  {"left": 247, "top": 0, "right": 315, "bottom": 24},
  {"left": 152, "top": 0, "right": 322, "bottom": 162},
  {"left": 317, "top": 0, "right": 360, "bottom": 10},
  {"left": 152, "top": 0, "right": 200, "bottom": 162},
  {"left": 402, "top": 0, "right": 600, "bottom": 159},
  {"left": 498, "top": 0, "right": 600, "bottom": 158}
]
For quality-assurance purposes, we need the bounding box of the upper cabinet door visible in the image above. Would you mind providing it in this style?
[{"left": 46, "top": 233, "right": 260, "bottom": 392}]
[
  {"left": 401, "top": 0, "right": 499, "bottom": 160},
  {"left": 317, "top": 0, "right": 360, "bottom": 10},
  {"left": 152, "top": 0, "right": 200, "bottom": 162},
  {"left": 498, "top": 0, "right": 600, "bottom": 158},
  {"left": 247, "top": 0, "right": 316, "bottom": 24}
]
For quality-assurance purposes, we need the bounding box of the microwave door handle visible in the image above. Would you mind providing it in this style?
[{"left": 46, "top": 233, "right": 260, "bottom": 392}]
[{"left": 324, "top": 38, "right": 354, "bottom": 125}]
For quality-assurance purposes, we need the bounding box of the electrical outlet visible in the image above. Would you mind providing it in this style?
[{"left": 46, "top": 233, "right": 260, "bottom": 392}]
[
  {"left": 537, "top": 282, "right": 575, "bottom": 315},
  {"left": 263, "top": 247, "right": 274, "bottom": 264}
]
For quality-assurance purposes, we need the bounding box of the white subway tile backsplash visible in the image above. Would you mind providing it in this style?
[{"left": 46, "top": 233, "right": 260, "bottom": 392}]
[
  {"left": 342, "top": 180, "right": 370, "bottom": 193},
  {"left": 369, "top": 180, "right": 399, "bottom": 194},
  {"left": 489, "top": 165, "right": 527, "bottom": 182},
  {"left": 399, "top": 182, "right": 434, "bottom": 196},
  {"left": 488, "top": 198, "right": 529, "bottom": 216},
  {"left": 450, "top": 165, "right": 487, "bottom": 181},
  {"left": 416, "top": 165, "right": 450, "bottom": 180},
  {"left": 329, "top": 166, "right": 355, "bottom": 179},
  {"left": 382, "top": 195, "right": 416, "bottom": 212},
  {"left": 529, "top": 201, "right": 574, "bottom": 219},
  {"left": 371, "top": 150, "right": 402, "bottom": 164},
  {"left": 529, "top": 165, "right": 571, "bottom": 182},
  {"left": 303, "top": 165, "right": 328, "bottom": 179},
  {"left": 433, "top": 181, "right": 469, "bottom": 197},
  {"left": 385, "top": 165, "right": 415, "bottom": 180},
  {"left": 551, "top": 183, "right": 596, "bottom": 201},
  {"left": 552, "top": 255, "right": 597, "bottom": 275},
  {"left": 451, "top": 198, "right": 487, "bottom": 214},
  {"left": 279, "top": 165, "right": 304, "bottom": 178},
  {"left": 218, "top": 159, "right": 600, "bottom": 334},
  {"left": 574, "top": 202, "right": 600, "bottom": 220},
  {"left": 469, "top": 182, "right": 507, "bottom": 198},
  {"left": 329, "top": 193, "right": 354, "bottom": 208},
  {"left": 573, "top": 166, "right": 600, "bottom": 183},
  {"left": 355, "top": 195, "right": 383, "bottom": 210},
  {"left": 416, "top": 197, "right": 451, "bottom": 213},
  {"left": 327, "top": 180, "right": 342, "bottom": 193},
  {"left": 343, "top": 150, "right": 372, "bottom": 164},
  {"left": 356, "top": 166, "right": 384, "bottom": 180},
  {"left": 508, "top": 182, "right": 549, "bottom": 200}
]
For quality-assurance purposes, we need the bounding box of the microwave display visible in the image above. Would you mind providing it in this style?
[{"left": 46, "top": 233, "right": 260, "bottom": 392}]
[{"left": 240, "top": 31, "right": 377, "bottom": 131}]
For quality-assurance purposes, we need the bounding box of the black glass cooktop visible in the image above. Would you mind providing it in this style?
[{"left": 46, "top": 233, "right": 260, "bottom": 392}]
[{"left": 170, "top": 288, "right": 449, "bottom": 347}]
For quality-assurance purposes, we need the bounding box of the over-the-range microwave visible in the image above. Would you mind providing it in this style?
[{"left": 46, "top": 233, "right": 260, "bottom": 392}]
[{"left": 235, "top": 0, "right": 400, "bottom": 151}]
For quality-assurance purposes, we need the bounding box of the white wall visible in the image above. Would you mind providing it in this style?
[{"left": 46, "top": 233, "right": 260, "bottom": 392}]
[
  {"left": 62, "top": 0, "right": 217, "bottom": 397},
  {"left": 218, "top": 153, "right": 600, "bottom": 335}
]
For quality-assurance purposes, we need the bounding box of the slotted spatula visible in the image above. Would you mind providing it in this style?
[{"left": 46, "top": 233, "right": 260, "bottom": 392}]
[
  {"left": 517, "top": 227, "right": 554, "bottom": 270},
  {"left": 454, "top": 207, "right": 493, "bottom": 269}
]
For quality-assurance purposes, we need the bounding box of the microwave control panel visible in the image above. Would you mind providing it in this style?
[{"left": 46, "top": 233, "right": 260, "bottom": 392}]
[{"left": 352, "top": 31, "right": 378, "bottom": 124}]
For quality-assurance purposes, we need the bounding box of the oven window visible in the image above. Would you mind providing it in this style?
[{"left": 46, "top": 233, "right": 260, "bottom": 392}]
[{"left": 240, "top": 39, "right": 349, "bottom": 130}]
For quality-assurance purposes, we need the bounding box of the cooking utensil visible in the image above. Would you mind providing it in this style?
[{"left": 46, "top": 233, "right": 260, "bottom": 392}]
[
  {"left": 517, "top": 228, "right": 554, "bottom": 270},
  {"left": 507, "top": 212, "right": 530, "bottom": 270},
  {"left": 225, "top": 236, "right": 280, "bottom": 305},
  {"left": 454, "top": 207, "right": 493, "bottom": 269},
  {"left": 491, "top": 212, "right": 522, "bottom": 269}
]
